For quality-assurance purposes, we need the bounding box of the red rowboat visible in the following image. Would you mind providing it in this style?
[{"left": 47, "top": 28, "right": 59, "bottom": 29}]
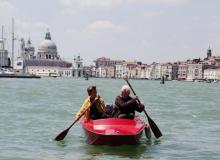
[{"left": 80, "top": 117, "right": 148, "bottom": 145}]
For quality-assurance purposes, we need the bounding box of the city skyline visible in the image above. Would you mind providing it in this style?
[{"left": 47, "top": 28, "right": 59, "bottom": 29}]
[{"left": 1, "top": 0, "right": 220, "bottom": 65}]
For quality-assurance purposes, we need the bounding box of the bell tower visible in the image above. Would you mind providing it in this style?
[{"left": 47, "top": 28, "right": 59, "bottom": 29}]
[
  {"left": 73, "top": 55, "right": 83, "bottom": 77},
  {"left": 207, "top": 46, "right": 212, "bottom": 58}
]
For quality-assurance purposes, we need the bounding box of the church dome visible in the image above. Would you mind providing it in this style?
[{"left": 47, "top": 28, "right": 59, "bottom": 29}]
[
  {"left": 37, "top": 32, "right": 57, "bottom": 54},
  {"left": 38, "top": 39, "right": 57, "bottom": 50}
]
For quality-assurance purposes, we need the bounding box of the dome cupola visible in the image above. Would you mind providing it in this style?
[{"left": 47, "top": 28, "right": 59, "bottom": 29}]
[{"left": 37, "top": 31, "right": 59, "bottom": 60}]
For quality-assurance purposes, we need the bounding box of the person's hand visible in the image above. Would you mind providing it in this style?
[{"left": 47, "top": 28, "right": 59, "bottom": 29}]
[
  {"left": 139, "top": 103, "right": 145, "bottom": 110},
  {"left": 131, "top": 96, "right": 138, "bottom": 103},
  {"left": 95, "top": 95, "right": 100, "bottom": 101},
  {"left": 134, "top": 96, "right": 139, "bottom": 100}
]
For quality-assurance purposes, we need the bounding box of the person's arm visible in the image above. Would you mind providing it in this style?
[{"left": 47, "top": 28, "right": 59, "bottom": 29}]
[
  {"left": 115, "top": 96, "right": 137, "bottom": 112},
  {"left": 75, "top": 97, "right": 90, "bottom": 119},
  {"left": 134, "top": 102, "right": 145, "bottom": 112},
  {"left": 99, "top": 96, "right": 106, "bottom": 112}
]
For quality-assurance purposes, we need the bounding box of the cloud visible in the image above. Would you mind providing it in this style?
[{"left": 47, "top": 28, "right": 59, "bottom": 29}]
[
  {"left": 15, "top": 19, "right": 49, "bottom": 30},
  {"left": 12, "top": 19, "right": 49, "bottom": 43},
  {"left": 128, "top": 0, "right": 190, "bottom": 6},
  {"left": 212, "top": 38, "right": 220, "bottom": 53},
  {"left": 59, "top": 0, "right": 189, "bottom": 14},
  {"left": 60, "top": 0, "right": 123, "bottom": 12},
  {"left": 87, "top": 20, "right": 128, "bottom": 33},
  {"left": 143, "top": 11, "right": 162, "bottom": 17},
  {"left": 0, "top": 0, "right": 15, "bottom": 22},
  {"left": 66, "top": 20, "right": 128, "bottom": 40},
  {"left": 0, "top": 0, "right": 13, "bottom": 9},
  {"left": 142, "top": 40, "right": 153, "bottom": 48}
]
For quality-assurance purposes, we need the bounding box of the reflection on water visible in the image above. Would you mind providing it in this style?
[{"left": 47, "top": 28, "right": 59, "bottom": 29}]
[
  {"left": 83, "top": 143, "right": 149, "bottom": 159},
  {"left": 55, "top": 140, "right": 69, "bottom": 147},
  {"left": 54, "top": 133, "right": 163, "bottom": 159},
  {"left": 79, "top": 137, "right": 163, "bottom": 159}
]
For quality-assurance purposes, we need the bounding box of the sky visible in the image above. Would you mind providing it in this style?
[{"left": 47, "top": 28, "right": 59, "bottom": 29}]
[{"left": 1, "top": 0, "right": 220, "bottom": 65}]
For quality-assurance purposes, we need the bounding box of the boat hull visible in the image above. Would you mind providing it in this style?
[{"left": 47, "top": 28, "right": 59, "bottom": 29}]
[{"left": 81, "top": 117, "right": 146, "bottom": 145}]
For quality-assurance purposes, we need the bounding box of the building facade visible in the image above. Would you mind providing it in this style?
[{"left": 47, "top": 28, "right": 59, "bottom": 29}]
[
  {"left": 72, "top": 55, "right": 83, "bottom": 77},
  {"left": 177, "top": 63, "right": 188, "bottom": 80},
  {"left": 187, "top": 63, "right": 210, "bottom": 80},
  {"left": 204, "top": 68, "right": 220, "bottom": 80},
  {"left": 20, "top": 38, "right": 35, "bottom": 60},
  {"left": 0, "top": 38, "right": 9, "bottom": 67},
  {"left": 14, "top": 31, "right": 72, "bottom": 77}
]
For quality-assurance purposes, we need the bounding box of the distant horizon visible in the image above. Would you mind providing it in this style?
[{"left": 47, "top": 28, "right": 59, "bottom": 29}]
[{"left": 1, "top": 0, "right": 220, "bottom": 65}]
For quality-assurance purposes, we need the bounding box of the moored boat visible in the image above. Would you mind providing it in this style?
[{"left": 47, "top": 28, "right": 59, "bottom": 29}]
[{"left": 80, "top": 117, "right": 147, "bottom": 145}]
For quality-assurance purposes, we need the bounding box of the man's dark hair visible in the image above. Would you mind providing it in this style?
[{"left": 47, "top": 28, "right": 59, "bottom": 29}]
[{"left": 87, "top": 85, "right": 96, "bottom": 95}]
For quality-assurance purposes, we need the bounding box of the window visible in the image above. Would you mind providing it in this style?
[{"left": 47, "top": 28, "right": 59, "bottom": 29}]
[
  {"left": 17, "top": 62, "right": 22, "bottom": 66},
  {"left": 195, "top": 69, "right": 199, "bottom": 76}
]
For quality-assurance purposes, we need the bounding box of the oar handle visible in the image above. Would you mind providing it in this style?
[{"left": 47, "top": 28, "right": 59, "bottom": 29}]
[
  {"left": 143, "top": 109, "right": 150, "bottom": 119},
  {"left": 54, "top": 96, "right": 99, "bottom": 141},
  {"left": 124, "top": 78, "right": 141, "bottom": 104},
  {"left": 67, "top": 116, "right": 81, "bottom": 130},
  {"left": 124, "top": 77, "right": 152, "bottom": 117},
  {"left": 123, "top": 77, "right": 162, "bottom": 139},
  {"left": 73, "top": 96, "right": 99, "bottom": 123}
]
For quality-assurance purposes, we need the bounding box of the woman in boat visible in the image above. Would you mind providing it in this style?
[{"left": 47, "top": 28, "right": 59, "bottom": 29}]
[
  {"left": 75, "top": 85, "right": 107, "bottom": 122},
  {"left": 113, "top": 85, "right": 145, "bottom": 119}
]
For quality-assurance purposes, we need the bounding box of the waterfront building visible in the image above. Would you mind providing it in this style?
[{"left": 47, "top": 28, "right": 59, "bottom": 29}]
[
  {"left": 0, "top": 38, "right": 9, "bottom": 67},
  {"left": 83, "top": 65, "right": 93, "bottom": 77},
  {"left": 145, "top": 65, "right": 153, "bottom": 79},
  {"left": 203, "top": 47, "right": 220, "bottom": 65},
  {"left": 14, "top": 31, "right": 72, "bottom": 77},
  {"left": 37, "top": 31, "right": 60, "bottom": 60},
  {"left": 207, "top": 46, "right": 212, "bottom": 59},
  {"left": 160, "top": 63, "right": 178, "bottom": 80},
  {"left": 140, "top": 64, "right": 148, "bottom": 79},
  {"left": 129, "top": 63, "right": 141, "bottom": 79},
  {"left": 177, "top": 63, "right": 188, "bottom": 80},
  {"left": 25, "top": 59, "right": 72, "bottom": 77},
  {"left": 115, "top": 63, "right": 127, "bottom": 78},
  {"left": 94, "top": 57, "right": 123, "bottom": 68},
  {"left": 154, "top": 63, "right": 162, "bottom": 79},
  {"left": 105, "top": 66, "right": 115, "bottom": 78},
  {"left": 187, "top": 63, "right": 202, "bottom": 80},
  {"left": 96, "top": 66, "right": 115, "bottom": 78},
  {"left": 187, "top": 63, "right": 210, "bottom": 80},
  {"left": 204, "top": 55, "right": 220, "bottom": 66},
  {"left": 147, "top": 63, "right": 156, "bottom": 80},
  {"left": 20, "top": 38, "right": 35, "bottom": 60},
  {"left": 204, "top": 68, "right": 220, "bottom": 80},
  {"left": 149, "top": 63, "right": 162, "bottom": 80},
  {"left": 160, "top": 64, "right": 167, "bottom": 79},
  {"left": 91, "top": 66, "right": 97, "bottom": 77},
  {"left": 205, "top": 56, "right": 220, "bottom": 65},
  {"left": 115, "top": 61, "right": 140, "bottom": 78},
  {"left": 170, "top": 63, "right": 178, "bottom": 80},
  {"left": 72, "top": 55, "right": 83, "bottom": 77}
]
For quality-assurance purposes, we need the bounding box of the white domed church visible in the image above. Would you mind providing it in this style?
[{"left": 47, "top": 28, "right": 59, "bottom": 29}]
[
  {"left": 15, "top": 31, "right": 72, "bottom": 77},
  {"left": 37, "top": 31, "right": 60, "bottom": 60}
]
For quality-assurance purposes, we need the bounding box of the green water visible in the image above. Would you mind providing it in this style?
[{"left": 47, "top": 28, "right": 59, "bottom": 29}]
[{"left": 0, "top": 78, "right": 220, "bottom": 160}]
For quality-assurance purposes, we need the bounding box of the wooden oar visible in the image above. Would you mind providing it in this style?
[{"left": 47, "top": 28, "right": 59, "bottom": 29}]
[
  {"left": 123, "top": 78, "right": 162, "bottom": 139},
  {"left": 54, "top": 98, "right": 97, "bottom": 141}
]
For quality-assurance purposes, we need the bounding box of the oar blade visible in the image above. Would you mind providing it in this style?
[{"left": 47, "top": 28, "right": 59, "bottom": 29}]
[
  {"left": 54, "top": 128, "right": 69, "bottom": 141},
  {"left": 123, "top": 78, "right": 163, "bottom": 139},
  {"left": 147, "top": 116, "right": 162, "bottom": 138},
  {"left": 144, "top": 125, "right": 152, "bottom": 140}
]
